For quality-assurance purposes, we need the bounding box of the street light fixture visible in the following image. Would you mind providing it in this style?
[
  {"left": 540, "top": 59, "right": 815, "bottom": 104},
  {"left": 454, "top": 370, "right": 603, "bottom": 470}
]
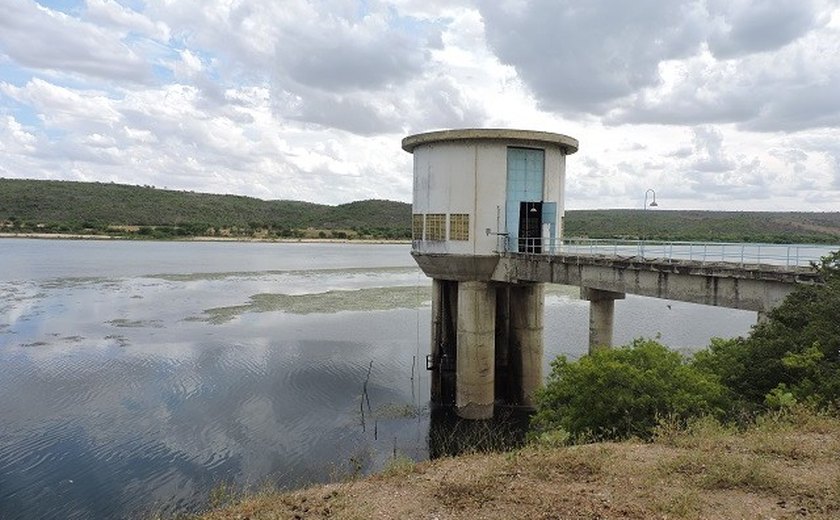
[{"left": 644, "top": 189, "right": 658, "bottom": 209}]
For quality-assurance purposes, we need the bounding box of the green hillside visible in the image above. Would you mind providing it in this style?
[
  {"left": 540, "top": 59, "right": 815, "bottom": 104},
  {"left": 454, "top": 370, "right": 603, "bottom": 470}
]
[
  {"left": 0, "top": 179, "right": 411, "bottom": 239},
  {"left": 565, "top": 209, "right": 840, "bottom": 244},
  {"left": 2, "top": 178, "right": 840, "bottom": 243}
]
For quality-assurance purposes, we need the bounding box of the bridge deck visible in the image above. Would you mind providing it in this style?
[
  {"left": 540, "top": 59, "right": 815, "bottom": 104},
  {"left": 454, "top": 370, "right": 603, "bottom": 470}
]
[{"left": 495, "top": 252, "right": 823, "bottom": 312}]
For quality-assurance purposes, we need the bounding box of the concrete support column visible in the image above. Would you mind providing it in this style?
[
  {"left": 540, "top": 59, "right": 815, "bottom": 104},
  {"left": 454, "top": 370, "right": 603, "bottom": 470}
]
[
  {"left": 582, "top": 288, "right": 626, "bottom": 354},
  {"left": 430, "top": 279, "right": 443, "bottom": 404},
  {"left": 456, "top": 281, "right": 496, "bottom": 420},
  {"left": 494, "top": 286, "right": 511, "bottom": 402},
  {"left": 509, "top": 283, "right": 545, "bottom": 408}
]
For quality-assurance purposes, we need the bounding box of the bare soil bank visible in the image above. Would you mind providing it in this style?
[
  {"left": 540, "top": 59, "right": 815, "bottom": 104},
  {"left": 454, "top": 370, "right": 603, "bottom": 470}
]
[{"left": 194, "top": 410, "right": 839, "bottom": 520}]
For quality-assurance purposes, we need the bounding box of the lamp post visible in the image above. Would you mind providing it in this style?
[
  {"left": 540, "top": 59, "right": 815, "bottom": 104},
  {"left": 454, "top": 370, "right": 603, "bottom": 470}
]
[{"left": 643, "top": 189, "right": 658, "bottom": 210}]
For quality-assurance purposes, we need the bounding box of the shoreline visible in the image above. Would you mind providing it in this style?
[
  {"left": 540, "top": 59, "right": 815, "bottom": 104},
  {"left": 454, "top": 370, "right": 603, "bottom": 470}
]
[{"left": 0, "top": 232, "right": 411, "bottom": 245}]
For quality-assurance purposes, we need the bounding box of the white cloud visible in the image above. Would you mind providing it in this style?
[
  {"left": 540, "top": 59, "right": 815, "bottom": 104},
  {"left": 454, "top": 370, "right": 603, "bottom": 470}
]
[
  {"left": 0, "top": 0, "right": 838, "bottom": 210},
  {"left": 1, "top": 78, "right": 122, "bottom": 128},
  {"left": 0, "top": 0, "right": 153, "bottom": 83},
  {"left": 0, "top": 115, "right": 37, "bottom": 153},
  {"left": 84, "top": 0, "right": 171, "bottom": 43}
]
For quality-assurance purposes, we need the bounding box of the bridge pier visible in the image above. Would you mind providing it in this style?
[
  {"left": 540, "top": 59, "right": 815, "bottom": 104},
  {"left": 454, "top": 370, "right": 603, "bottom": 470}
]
[
  {"left": 428, "top": 278, "right": 546, "bottom": 419},
  {"left": 582, "top": 287, "right": 625, "bottom": 353}
]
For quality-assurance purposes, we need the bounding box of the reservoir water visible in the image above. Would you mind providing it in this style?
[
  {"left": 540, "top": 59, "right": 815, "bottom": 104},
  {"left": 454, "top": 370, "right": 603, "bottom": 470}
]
[{"left": 0, "top": 239, "right": 758, "bottom": 519}]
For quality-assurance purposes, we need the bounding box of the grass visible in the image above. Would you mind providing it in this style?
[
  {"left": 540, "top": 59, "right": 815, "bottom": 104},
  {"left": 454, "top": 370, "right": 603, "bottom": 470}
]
[
  {"left": 380, "top": 454, "right": 416, "bottom": 478},
  {"left": 190, "top": 406, "right": 840, "bottom": 519}
]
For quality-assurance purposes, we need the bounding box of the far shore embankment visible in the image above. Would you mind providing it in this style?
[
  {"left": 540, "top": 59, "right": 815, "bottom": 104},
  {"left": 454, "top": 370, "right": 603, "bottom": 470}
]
[{"left": 0, "top": 232, "right": 411, "bottom": 245}]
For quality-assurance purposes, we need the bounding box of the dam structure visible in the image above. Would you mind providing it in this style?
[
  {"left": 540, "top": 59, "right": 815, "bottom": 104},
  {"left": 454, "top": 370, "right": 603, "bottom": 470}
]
[{"left": 404, "top": 128, "right": 831, "bottom": 421}]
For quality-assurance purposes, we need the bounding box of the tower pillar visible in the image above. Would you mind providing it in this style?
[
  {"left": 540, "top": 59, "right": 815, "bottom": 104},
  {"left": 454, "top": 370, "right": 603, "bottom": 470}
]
[
  {"left": 509, "top": 283, "right": 545, "bottom": 408},
  {"left": 582, "top": 287, "right": 625, "bottom": 353},
  {"left": 456, "top": 281, "right": 496, "bottom": 419}
]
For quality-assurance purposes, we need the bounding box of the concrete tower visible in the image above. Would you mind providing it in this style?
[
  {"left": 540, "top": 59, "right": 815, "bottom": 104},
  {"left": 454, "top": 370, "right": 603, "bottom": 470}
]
[{"left": 403, "top": 129, "right": 579, "bottom": 419}]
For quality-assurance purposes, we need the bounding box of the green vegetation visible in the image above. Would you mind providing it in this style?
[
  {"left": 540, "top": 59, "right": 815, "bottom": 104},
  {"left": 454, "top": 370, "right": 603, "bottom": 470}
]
[
  {"left": 0, "top": 178, "right": 411, "bottom": 239},
  {"left": 533, "top": 250, "right": 840, "bottom": 443},
  {"left": 566, "top": 208, "right": 840, "bottom": 243},
  {"left": 531, "top": 339, "right": 727, "bottom": 441},
  {"left": 4, "top": 178, "right": 840, "bottom": 242},
  {"left": 693, "top": 250, "right": 840, "bottom": 410}
]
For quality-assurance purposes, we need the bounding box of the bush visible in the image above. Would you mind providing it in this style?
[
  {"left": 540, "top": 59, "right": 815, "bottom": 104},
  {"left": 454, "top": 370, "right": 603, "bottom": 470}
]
[
  {"left": 693, "top": 251, "right": 840, "bottom": 409},
  {"left": 532, "top": 339, "right": 728, "bottom": 441}
]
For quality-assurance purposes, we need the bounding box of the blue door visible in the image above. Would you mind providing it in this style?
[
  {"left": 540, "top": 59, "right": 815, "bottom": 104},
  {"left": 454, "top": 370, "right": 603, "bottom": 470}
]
[{"left": 506, "top": 148, "right": 544, "bottom": 251}]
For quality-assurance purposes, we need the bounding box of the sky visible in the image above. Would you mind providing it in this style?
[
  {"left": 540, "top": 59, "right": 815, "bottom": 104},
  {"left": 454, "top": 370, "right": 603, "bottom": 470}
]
[{"left": 1, "top": 0, "right": 839, "bottom": 210}]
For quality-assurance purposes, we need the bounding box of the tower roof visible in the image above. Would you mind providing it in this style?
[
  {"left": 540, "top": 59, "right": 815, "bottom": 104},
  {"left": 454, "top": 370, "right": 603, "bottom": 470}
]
[{"left": 402, "top": 128, "right": 579, "bottom": 154}]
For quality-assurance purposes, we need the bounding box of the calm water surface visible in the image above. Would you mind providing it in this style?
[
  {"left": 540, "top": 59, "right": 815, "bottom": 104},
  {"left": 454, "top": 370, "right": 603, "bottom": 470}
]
[{"left": 0, "top": 239, "right": 756, "bottom": 519}]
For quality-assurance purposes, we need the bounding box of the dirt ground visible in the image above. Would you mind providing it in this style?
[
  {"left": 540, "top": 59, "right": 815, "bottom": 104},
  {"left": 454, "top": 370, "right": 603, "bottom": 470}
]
[{"left": 195, "top": 411, "right": 840, "bottom": 520}]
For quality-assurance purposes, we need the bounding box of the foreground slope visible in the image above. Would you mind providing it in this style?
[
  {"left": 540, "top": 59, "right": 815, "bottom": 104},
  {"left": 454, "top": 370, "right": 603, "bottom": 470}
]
[{"left": 196, "top": 411, "right": 839, "bottom": 520}]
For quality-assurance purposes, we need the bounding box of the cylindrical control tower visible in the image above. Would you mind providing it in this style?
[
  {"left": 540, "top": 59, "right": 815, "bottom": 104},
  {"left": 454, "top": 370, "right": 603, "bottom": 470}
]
[{"left": 403, "top": 129, "right": 578, "bottom": 419}]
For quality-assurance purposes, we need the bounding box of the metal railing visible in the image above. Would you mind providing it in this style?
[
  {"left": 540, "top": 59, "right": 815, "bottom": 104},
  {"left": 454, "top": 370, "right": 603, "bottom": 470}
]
[{"left": 510, "top": 237, "right": 839, "bottom": 269}]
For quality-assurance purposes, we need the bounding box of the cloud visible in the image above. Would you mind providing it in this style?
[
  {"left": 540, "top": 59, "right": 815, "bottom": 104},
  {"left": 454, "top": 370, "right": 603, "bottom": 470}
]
[
  {"left": 1, "top": 0, "right": 839, "bottom": 210},
  {"left": 479, "top": 0, "right": 839, "bottom": 135},
  {"left": 0, "top": 115, "right": 37, "bottom": 154},
  {"left": 479, "top": 0, "right": 707, "bottom": 113},
  {"left": 278, "top": 89, "right": 404, "bottom": 135},
  {"left": 84, "top": 0, "right": 172, "bottom": 43},
  {"left": 0, "top": 0, "right": 153, "bottom": 83},
  {"left": 144, "top": 0, "right": 445, "bottom": 134},
  {"left": 274, "top": 9, "right": 434, "bottom": 93},
  {"left": 1, "top": 78, "right": 121, "bottom": 129},
  {"left": 0, "top": 73, "right": 414, "bottom": 204},
  {"left": 744, "top": 73, "right": 840, "bottom": 132},
  {"left": 606, "top": 19, "right": 840, "bottom": 132},
  {"left": 689, "top": 126, "right": 736, "bottom": 173},
  {"left": 707, "top": 0, "right": 822, "bottom": 58}
]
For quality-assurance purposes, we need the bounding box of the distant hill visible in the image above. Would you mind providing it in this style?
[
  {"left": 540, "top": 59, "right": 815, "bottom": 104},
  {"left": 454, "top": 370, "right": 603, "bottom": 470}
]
[
  {"left": 2, "top": 178, "right": 840, "bottom": 243},
  {"left": 564, "top": 209, "right": 840, "bottom": 244},
  {"left": 0, "top": 179, "right": 411, "bottom": 239}
]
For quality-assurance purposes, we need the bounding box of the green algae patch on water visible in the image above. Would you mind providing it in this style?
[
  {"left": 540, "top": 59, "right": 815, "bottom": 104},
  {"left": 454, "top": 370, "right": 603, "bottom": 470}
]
[
  {"left": 150, "top": 266, "right": 421, "bottom": 283},
  {"left": 374, "top": 402, "right": 426, "bottom": 419},
  {"left": 198, "top": 285, "right": 432, "bottom": 324},
  {"left": 40, "top": 276, "right": 123, "bottom": 290},
  {"left": 106, "top": 318, "right": 164, "bottom": 328}
]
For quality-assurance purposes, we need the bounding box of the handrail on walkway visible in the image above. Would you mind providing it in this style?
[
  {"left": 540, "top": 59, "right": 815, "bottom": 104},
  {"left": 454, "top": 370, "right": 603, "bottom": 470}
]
[{"left": 507, "top": 237, "right": 839, "bottom": 269}]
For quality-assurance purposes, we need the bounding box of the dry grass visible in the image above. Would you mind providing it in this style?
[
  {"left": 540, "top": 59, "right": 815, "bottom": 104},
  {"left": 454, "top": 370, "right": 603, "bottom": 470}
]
[{"left": 194, "top": 409, "right": 840, "bottom": 520}]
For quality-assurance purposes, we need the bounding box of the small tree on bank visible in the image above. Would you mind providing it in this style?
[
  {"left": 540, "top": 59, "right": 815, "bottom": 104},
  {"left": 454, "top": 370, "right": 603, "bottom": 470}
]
[{"left": 532, "top": 339, "right": 727, "bottom": 441}]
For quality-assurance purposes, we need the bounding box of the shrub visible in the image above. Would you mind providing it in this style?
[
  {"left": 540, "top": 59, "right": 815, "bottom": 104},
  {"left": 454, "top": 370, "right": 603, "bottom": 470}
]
[
  {"left": 693, "top": 251, "right": 840, "bottom": 409},
  {"left": 532, "top": 339, "right": 727, "bottom": 441}
]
